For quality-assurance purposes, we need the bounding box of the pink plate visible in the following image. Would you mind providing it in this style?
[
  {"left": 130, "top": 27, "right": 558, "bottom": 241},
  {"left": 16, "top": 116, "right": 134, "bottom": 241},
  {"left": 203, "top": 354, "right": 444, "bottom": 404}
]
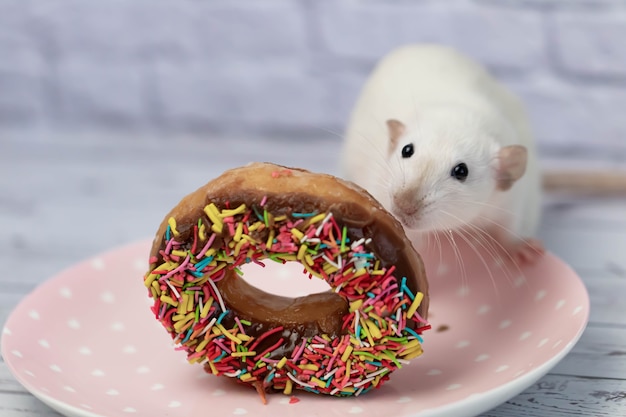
[{"left": 2, "top": 238, "right": 589, "bottom": 417}]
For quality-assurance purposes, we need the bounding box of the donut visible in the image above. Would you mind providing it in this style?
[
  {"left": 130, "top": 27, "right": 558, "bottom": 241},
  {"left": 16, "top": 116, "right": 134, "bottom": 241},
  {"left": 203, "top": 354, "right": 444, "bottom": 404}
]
[{"left": 143, "top": 162, "right": 430, "bottom": 401}]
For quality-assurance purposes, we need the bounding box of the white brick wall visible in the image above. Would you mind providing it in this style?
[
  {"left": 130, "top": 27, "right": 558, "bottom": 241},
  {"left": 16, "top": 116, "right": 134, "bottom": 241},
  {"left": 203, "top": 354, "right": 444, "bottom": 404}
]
[
  {"left": 552, "top": 11, "right": 626, "bottom": 79},
  {"left": 318, "top": 2, "right": 545, "bottom": 71},
  {"left": 154, "top": 61, "right": 331, "bottom": 132},
  {"left": 0, "top": 0, "right": 625, "bottom": 157}
]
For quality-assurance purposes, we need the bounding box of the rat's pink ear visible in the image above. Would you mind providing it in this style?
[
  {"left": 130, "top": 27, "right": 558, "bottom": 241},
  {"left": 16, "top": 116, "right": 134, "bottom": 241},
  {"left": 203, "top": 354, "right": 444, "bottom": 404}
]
[
  {"left": 496, "top": 145, "right": 527, "bottom": 191},
  {"left": 386, "top": 119, "right": 406, "bottom": 154}
]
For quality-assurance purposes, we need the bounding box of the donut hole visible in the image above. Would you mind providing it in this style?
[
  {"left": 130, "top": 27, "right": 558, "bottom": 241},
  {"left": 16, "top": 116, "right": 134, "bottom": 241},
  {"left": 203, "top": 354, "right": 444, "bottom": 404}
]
[
  {"left": 237, "top": 260, "right": 332, "bottom": 298},
  {"left": 218, "top": 262, "right": 348, "bottom": 336}
]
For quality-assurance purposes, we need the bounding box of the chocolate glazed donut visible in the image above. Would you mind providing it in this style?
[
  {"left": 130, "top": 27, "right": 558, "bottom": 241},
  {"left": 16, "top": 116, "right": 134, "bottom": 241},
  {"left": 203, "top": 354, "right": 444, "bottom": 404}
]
[{"left": 143, "top": 162, "right": 430, "bottom": 402}]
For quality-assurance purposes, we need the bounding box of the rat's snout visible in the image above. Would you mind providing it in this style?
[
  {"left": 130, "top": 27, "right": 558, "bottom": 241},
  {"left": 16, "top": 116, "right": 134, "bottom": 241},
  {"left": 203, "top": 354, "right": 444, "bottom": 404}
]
[
  {"left": 391, "top": 188, "right": 423, "bottom": 228},
  {"left": 393, "top": 190, "right": 421, "bottom": 214}
]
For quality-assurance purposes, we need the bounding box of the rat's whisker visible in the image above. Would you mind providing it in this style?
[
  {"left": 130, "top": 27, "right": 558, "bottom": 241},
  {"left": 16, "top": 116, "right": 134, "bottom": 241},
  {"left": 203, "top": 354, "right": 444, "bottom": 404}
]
[
  {"left": 455, "top": 224, "right": 502, "bottom": 298},
  {"left": 444, "top": 199, "right": 516, "bottom": 217},
  {"left": 440, "top": 225, "right": 468, "bottom": 290},
  {"left": 462, "top": 215, "right": 526, "bottom": 285},
  {"left": 315, "top": 125, "right": 346, "bottom": 140},
  {"left": 439, "top": 212, "right": 493, "bottom": 294},
  {"left": 439, "top": 210, "right": 523, "bottom": 287},
  {"left": 424, "top": 229, "right": 444, "bottom": 269}
]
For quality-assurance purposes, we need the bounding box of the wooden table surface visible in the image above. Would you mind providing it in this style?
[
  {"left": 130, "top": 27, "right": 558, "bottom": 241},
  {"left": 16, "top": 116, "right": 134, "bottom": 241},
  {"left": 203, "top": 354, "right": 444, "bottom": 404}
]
[{"left": 1, "top": 132, "right": 625, "bottom": 416}]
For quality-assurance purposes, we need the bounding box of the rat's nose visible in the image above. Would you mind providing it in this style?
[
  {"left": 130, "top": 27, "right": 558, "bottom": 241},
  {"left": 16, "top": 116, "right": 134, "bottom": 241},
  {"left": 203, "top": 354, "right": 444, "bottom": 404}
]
[{"left": 392, "top": 188, "right": 422, "bottom": 217}]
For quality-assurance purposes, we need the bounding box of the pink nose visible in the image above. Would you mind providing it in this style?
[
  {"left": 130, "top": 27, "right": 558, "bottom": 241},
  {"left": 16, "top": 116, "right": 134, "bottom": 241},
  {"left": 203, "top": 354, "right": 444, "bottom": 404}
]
[{"left": 392, "top": 190, "right": 422, "bottom": 216}]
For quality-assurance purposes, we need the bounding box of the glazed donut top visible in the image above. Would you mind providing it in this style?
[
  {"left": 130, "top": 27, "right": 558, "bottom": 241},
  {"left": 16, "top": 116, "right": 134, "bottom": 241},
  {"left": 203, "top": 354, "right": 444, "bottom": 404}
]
[{"left": 149, "top": 162, "right": 429, "bottom": 330}]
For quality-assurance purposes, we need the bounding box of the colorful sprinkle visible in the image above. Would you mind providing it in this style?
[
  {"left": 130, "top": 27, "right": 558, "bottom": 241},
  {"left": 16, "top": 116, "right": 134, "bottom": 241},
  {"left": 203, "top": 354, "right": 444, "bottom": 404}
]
[{"left": 144, "top": 196, "right": 428, "bottom": 398}]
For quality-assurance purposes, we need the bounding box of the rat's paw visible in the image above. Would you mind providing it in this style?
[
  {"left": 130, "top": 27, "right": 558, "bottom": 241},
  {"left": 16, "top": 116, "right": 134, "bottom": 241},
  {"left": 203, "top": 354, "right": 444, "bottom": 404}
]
[{"left": 508, "top": 238, "right": 545, "bottom": 264}]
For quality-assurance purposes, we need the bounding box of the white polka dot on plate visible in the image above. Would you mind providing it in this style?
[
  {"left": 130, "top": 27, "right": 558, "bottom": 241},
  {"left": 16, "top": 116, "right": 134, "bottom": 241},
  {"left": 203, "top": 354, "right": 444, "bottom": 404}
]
[
  {"left": 123, "top": 407, "right": 137, "bottom": 413},
  {"left": 168, "top": 401, "right": 182, "bottom": 408},
  {"left": 446, "top": 384, "right": 462, "bottom": 390},
  {"left": 59, "top": 287, "right": 72, "bottom": 299},
  {"left": 475, "top": 354, "right": 490, "bottom": 362},
  {"left": 24, "top": 370, "right": 35, "bottom": 377},
  {"left": 397, "top": 396, "right": 411, "bottom": 403},
  {"left": 436, "top": 263, "right": 449, "bottom": 276},
  {"left": 499, "top": 319, "right": 512, "bottom": 329},
  {"left": 514, "top": 275, "right": 526, "bottom": 287},
  {"left": 535, "top": 290, "right": 547, "bottom": 301},
  {"left": 101, "top": 291, "right": 116, "bottom": 303},
  {"left": 572, "top": 305, "right": 584, "bottom": 316},
  {"left": 136, "top": 366, "right": 150, "bottom": 374},
  {"left": 123, "top": 345, "right": 137, "bottom": 354},
  {"left": 63, "top": 386, "right": 76, "bottom": 393},
  {"left": 537, "top": 338, "right": 549, "bottom": 348},
  {"left": 553, "top": 340, "right": 563, "bottom": 349},
  {"left": 67, "top": 318, "right": 81, "bottom": 329},
  {"left": 2, "top": 327, "right": 11, "bottom": 335},
  {"left": 81, "top": 404, "right": 92, "bottom": 410},
  {"left": 349, "top": 406, "right": 363, "bottom": 414},
  {"left": 212, "top": 389, "right": 225, "bottom": 396},
  {"left": 78, "top": 346, "right": 92, "bottom": 355},
  {"left": 457, "top": 285, "right": 470, "bottom": 297},
  {"left": 38, "top": 339, "right": 50, "bottom": 349},
  {"left": 91, "top": 369, "right": 105, "bottom": 377},
  {"left": 476, "top": 305, "right": 491, "bottom": 315},
  {"left": 91, "top": 258, "right": 105, "bottom": 270},
  {"left": 456, "top": 340, "right": 470, "bottom": 349},
  {"left": 555, "top": 299, "right": 566, "bottom": 310},
  {"left": 50, "top": 364, "right": 62, "bottom": 373},
  {"left": 519, "top": 331, "right": 532, "bottom": 341},
  {"left": 151, "top": 383, "right": 164, "bottom": 391},
  {"left": 11, "top": 350, "right": 23, "bottom": 358},
  {"left": 111, "top": 322, "right": 125, "bottom": 331},
  {"left": 427, "top": 369, "right": 442, "bottom": 376},
  {"left": 233, "top": 408, "right": 248, "bottom": 415},
  {"left": 495, "top": 365, "right": 509, "bottom": 373},
  {"left": 29, "top": 310, "right": 40, "bottom": 320},
  {"left": 106, "top": 389, "right": 120, "bottom": 396}
]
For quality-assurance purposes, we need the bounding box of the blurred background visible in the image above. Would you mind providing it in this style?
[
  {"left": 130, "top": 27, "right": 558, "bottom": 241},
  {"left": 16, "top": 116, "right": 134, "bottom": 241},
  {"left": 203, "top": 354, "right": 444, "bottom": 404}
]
[{"left": 1, "top": 0, "right": 626, "bottom": 158}]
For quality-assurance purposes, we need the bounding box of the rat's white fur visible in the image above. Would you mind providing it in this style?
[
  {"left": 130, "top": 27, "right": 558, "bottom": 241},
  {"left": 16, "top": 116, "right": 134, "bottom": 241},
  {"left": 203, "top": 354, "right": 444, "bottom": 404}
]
[{"left": 341, "top": 44, "right": 541, "bottom": 251}]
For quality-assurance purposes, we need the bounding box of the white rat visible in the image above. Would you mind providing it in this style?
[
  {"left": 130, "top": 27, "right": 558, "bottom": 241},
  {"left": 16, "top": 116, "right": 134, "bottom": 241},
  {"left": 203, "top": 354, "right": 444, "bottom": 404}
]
[{"left": 341, "top": 44, "right": 546, "bottom": 263}]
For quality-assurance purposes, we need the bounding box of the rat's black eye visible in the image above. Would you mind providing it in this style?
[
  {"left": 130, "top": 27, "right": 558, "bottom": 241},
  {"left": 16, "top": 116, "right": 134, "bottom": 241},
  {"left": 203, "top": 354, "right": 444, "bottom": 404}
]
[
  {"left": 401, "top": 143, "right": 414, "bottom": 158},
  {"left": 451, "top": 163, "right": 469, "bottom": 182}
]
